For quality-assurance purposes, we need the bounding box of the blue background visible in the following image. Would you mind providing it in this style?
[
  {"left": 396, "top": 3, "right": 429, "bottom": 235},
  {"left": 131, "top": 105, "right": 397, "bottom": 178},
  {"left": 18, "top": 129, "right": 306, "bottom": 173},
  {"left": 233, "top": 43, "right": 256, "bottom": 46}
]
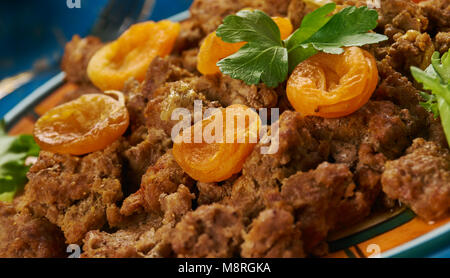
[{"left": 0, "top": 0, "right": 192, "bottom": 118}]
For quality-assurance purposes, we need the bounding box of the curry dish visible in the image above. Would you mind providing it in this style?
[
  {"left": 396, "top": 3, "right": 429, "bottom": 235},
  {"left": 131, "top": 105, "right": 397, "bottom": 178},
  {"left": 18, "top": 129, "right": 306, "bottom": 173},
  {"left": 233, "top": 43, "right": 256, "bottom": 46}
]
[{"left": 1, "top": 0, "right": 450, "bottom": 258}]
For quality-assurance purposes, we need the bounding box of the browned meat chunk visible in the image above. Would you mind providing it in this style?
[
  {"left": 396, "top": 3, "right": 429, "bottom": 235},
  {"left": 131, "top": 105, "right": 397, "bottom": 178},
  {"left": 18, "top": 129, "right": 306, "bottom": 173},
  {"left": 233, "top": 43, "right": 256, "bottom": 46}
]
[
  {"left": 120, "top": 150, "right": 193, "bottom": 216},
  {"left": 311, "top": 101, "right": 423, "bottom": 226},
  {"left": 145, "top": 80, "right": 220, "bottom": 137},
  {"left": 61, "top": 35, "right": 103, "bottom": 84},
  {"left": 281, "top": 162, "right": 355, "bottom": 252},
  {"left": 435, "top": 32, "right": 450, "bottom": 54},
  {"left": 171, "top": 204, "right": 243, "bottom": 258},
  {"left": 172, "top": 19, "right": 205, "bottom": 54},
  {"left": 227, "top": 100, "right": 419, "bottom": 252},
  {"left": 241, "top": 208, "right": 305, "bottom": 258},
  {"left": 382, "top": 139, "right": 450, "bottom": 221},
  {"left": 143, "top": 57, "right": 194, "bottom": 100},
  {"left": 83, "top": 185, "right": 194, "bottom": 258},
  {"left": 240, "top": 0, "right": 291, "bottom": 16},
  {"left": 288, "top": 0, "right": 311, "bottom": 29},
  {"left": 83, "top": 215, "right": 157, "bottom": 258},
  {"left": 0, "top": 202, "right": 66, "bottom": 258},
  {"left": 197, "top": 181, "right": 233, "bottom": 206},
  {"left": 225, "top": 110, "right": 329, "bottom": 222},
  {"left": 191, "top": 74, "right": 279, "bottom": 109},
  {"left": 18, "top": 142, "right": 123, "bottom": 244},
  {"left": 378, "top": 0, "right": 428, "bottom": 37},
  {"left": 121, "top": 127, "right": 172, "bottom": 192},
  {"left": 385, "top": 30, "right": 435, "bottom": 74},
  {"left": 419, "top": 0, "right": 450, "bottom": 32},
  {"left": 189, "top": 0, "right": 243, "bottom": 34},
  {"left": 189, "top": 0, "right": 294, "bottom": 35},
  {"left": 374, "top": 59, "right": 430, "bottom": 139},
  {"left": 245, "top": 112, "right": 330, "bottom": 186},
  {"left": 177, "top": 48, "right": 199, "bottom": 73},
  {"left": 122, "top": 78, "right": 147, "bottom": 130},
  {"left": 123, "top": 57, "right": 194, "bottom": 131}
]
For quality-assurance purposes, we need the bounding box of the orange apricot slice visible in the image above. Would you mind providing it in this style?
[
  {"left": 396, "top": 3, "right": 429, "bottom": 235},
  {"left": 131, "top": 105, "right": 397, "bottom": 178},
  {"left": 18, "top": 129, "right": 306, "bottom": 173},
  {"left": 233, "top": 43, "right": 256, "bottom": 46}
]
[
  {"left": 197, "top": 17, "right": 293, "bottom": 75},
  {"left": 33, "top": 91, "right": 129, "bottom": 155},
  {"left": 286, "top": 46, "right": 378, "bottom": 118},
  {"left": 87, "top": 20, "right": 180, "bottom": 91},
  {"left": 173, "top": 104, "right": 261, "bottom": 182}
]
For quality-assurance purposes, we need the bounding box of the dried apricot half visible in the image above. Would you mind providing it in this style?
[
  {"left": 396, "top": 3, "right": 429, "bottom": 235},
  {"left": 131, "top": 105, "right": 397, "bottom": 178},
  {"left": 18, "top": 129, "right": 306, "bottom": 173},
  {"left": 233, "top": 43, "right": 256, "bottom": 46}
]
[
  {"left": 87, "top": 20, "right": 180, "bottom": 91},
  {"left": 197, "top": 17, "right": 293, "bottom": 75},
  {"left": 34, "top": 91, "right": 129, "bottom": 155},
  {"left": 173, "top": 104, "right": 261, "bottom": 182},
  {"left": 286, "top": 47, "right": 378, "bottom": 118}
]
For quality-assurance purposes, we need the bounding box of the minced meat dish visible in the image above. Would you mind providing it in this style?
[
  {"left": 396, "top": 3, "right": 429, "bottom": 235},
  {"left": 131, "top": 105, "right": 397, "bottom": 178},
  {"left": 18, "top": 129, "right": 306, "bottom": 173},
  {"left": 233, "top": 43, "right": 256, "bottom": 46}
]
[{"left": 1, "top": 0, "right": 450, "bottom": 258}]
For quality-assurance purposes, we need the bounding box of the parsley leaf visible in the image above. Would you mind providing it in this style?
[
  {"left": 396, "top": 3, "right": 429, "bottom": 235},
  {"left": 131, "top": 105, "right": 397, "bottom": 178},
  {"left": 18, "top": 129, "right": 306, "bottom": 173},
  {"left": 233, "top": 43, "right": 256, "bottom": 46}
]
[
  {"left": 216, "top": 4, "right": 387, "bottom": 87},
  {"left": 217, "top": 43, "right": 288, "bottom": 88},
  {"left": 419, "top": 91, "right": 439, "bottom": 118},
  {"left": 216, "top": 10, "right": 282, "bottom": 46},
  {"left": 285, "top": 3, "right": 335, "bottom": 50},
  {"left": 411, "top": 50, "right": 450, "bottom": 147},
  {"left": 431, "top": 51, "right": 450, "bottom": 82},
  {"left": 0, "top": 120, "right": 40, "bottom": 202},
  {"left": 216, "top": 10, "right": 288, "bottom": 87},
  {"left": 286, "top": 4, "right": 387, "bottom": 71}
]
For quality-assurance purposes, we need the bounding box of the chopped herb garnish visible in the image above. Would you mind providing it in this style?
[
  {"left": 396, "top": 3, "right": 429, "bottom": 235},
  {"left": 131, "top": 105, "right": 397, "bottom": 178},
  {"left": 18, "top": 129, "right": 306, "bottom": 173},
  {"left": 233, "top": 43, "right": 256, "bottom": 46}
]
[
  {"left": 216, "top": 3, "right": 388, "bottom": 87},
  {"left": 411, "top": 50, "right": 450, "bottom": 146},
  {"left": 0, "top": 120, "right": 40, "bottom": 202}
]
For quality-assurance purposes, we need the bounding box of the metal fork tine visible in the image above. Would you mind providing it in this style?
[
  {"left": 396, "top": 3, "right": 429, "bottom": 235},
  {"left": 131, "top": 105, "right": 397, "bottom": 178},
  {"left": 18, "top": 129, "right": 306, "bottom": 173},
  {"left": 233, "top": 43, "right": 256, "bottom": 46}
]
[{"left": 90, "top": 0, "right": 155, "bottom": 41}]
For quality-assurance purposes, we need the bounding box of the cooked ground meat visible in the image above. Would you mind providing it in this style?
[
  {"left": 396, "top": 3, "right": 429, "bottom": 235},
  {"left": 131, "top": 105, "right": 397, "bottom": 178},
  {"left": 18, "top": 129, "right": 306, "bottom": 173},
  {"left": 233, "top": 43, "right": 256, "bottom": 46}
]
[
  {"left": 311, "top": 101, "right": 424, "bottom": 226},
  {"left": 189, "top": 0, "right": 243, "bottom": 35},
  {"left": 61, "top": 35, "right": 103, "bottom": 84},
  {"left": 385, "top": 30, "right": 435, "bottom": 74},
  {"left": 243, "top": 111, "right": 329, "bottom": 188},
  {"left": 190, "top": 74, "right": 279, "bottom": 109},
  {"left": 142, "top": 57, "right": 194, "bottom": 100},
  {"left": 121, "top": 127, "right": 172, "bottom": 193},
  {"left": 287, "top": 0, "right": 310, "bottom": 29},
  {"left": 241, "top": 208, "right": 305, "bottom": 258},
  {"left": 170, "top": 203, "right": 243, "bottom": 258},
  {"left": 0, "top": 202, "right": 66, "bottom": 258},
  {"left": 382, "top": 139, "right": 450, "bottom": 221},
  {"left": 172, "top": 19, "right": 205, "bottom": 55},
  {"left": 122, "top": 78, "right": 147, "bottom": 131},
  {"left": 82, "top": 185, "right": 194, "bottom": 258},
  {"left": 419, "top": 0, "right": 450, "bottom": 33},
  {"left": 189, "top": 0, "right": 300, "bottom": 35},
  {"left": 224, "top": 110, "right": 329, "bottom": 223},
  {"left": 181, "top": 48, "right": 200, "bottom": 73},
  {"left": 121, "top": 57, "right": 195, "bottom": 132},
  {"left": 435, "top": 32, "right": 450, "bottom": 54},
  {"left": 83, "top": 215, "right": 158, "bottom": 258},
  {"left": 18, "top": 142, "right": 123, "bottom": 244},
  {"left": 373, "top": 59, "right": 430, "bottom": 138},
  {"left": 120, "top": 150, "right": 193, "bottom": 216},
  {"left": 378, "top": 0, "right": 428, "bottom": 37},
  {"left": 145, "top": 80, "right": 221, "bottom": 137},
  {"left": 226, "top": 100, "right": 421, "bottom": 251},
  {"left": 197, "top": 181, "right": 233, "bottom": 206},
  {"left": 280, "top": 162, "right": 355, "bottom": 253},
  {"left": 10, "top": 0, "right": 450, "bottom": 258}
]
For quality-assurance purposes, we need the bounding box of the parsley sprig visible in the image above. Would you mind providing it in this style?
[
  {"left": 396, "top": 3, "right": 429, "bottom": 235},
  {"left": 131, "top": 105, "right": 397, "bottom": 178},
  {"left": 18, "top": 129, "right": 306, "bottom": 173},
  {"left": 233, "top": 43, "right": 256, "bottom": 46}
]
[
  {"left": 216, "top": 3, "right": 388, "bottom": 87},
  {"left": 411, "top": 50, "right": 450, "bottom": 146},
  {"left": 0, "top": 120, "right": 40, "bottom": 202}
]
